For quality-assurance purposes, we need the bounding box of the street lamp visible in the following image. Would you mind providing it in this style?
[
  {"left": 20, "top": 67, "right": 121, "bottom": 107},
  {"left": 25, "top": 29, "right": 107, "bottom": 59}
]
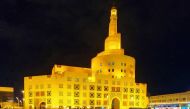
[{"left": 16, "top": 97, "right": 19, "bottom": 107}]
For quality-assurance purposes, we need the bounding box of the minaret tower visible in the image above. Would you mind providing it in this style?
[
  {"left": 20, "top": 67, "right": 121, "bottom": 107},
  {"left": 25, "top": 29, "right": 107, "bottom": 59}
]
[{"left": 105, "top": 6, "right": 122, "bottom": 51}]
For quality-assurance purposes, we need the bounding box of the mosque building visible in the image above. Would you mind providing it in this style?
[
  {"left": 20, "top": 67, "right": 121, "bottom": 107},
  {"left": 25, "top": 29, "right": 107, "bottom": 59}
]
[{"left": 24, "top": 7, "right": 149, "bottom": 109}]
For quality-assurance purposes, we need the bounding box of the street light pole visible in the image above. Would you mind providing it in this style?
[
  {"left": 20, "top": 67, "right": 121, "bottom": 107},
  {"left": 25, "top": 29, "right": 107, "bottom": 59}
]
[{"left": 16, "top": 97, "right": 19, "bottom": 107}]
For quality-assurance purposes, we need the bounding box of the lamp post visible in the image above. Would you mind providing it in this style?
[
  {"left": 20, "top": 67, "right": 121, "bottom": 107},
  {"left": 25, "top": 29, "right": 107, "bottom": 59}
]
[
  {"left": 16, "top": 97, "right": 19, "bottom": 107},
  {"left": 21, "top": 90, "right": 24, "bottom": 107}
]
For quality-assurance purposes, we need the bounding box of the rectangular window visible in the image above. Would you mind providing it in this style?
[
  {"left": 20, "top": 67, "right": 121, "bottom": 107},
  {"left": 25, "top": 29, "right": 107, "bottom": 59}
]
[
  {"left": 104, "top": 86, "right": 109, "bottom": 91},
  {"left": 89, "top": 85, "right": 95, "bottom": 91},
  {"left": 36, "top": 92, "right": 39, "bottom": 96},
  {"left": 47, "top": 98, "right": 51, "bottom": 104},
  {"left": 47, "top": 91, "right": 51, "bottom": 96},
  {"left": 97, "top": 100, "right": 101, "bottom": 105},
  {"left": 89, "top": 92, "right": 94, "bottom": 98},
  {"left": 97, "top": 86, "right": 102, "bottom": 91},
  {"left": 29, "top": 99, "right": 32, "bottom": 104},
  {"left": 124, "top": 88, "right": 128, "bottom": 93},
  {"left": 41, "top": 91, "right": 45, "bottom": 96},
  {"left": 112, "top": 87, "right": 115, "bottom": 92},
  {"left": 97, "top": 93, "right": 101, "bottom": 98},
  {"left": 90, "top": 100, "right": 94, "bottom": 105},
  {"left": 29, "top": 92, "right": 32, "bottom": 97},
  {"left": 74, "top": 84, "right": 80, "bottom": 90},
  {"left": 123, "top": 94, "right": 127, "bottom": 99},
  {"left": 130, "top": 88, "right": 134, "bottom": 93},
  {"left": 74, "top": 99, "right": 79, "bottom": 105},
  {"left": 74, "top": 92, "right": 80, "bottom": 97}
]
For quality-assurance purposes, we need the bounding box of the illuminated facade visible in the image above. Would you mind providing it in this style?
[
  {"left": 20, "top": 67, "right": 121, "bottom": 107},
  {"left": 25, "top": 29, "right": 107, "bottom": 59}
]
[
  {"left": 24, "top": 7, "right": 148, "bottom": 109},
  {"left": 150, "top": 91, "right": 190, "bottom": 109},
  {"left": 0, "top": 87, "right": 14, "bottom": 108}
]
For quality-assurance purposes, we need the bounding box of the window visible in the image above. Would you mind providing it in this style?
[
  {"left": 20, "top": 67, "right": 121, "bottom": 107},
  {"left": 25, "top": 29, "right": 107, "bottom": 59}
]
[
  {"left": 36, "top": 92, "right": 39, "bottom": 96},
  {"left": 124, "top": 69, "right": 126, "bottom": 73},
  {"left": 136, "top": 102, "right": 139, "bottom": 106},
  {"left": 104, "top": 101, "right": 108, "bottom": 105},
  {"left": 97, "top": 100, "right": 101, "bottom": 105},
  {"left": 130, "top": 95, "right": 134, "bottom": 100},
  {"left": 112, "top": 62, "right": 114, "bottom": 65},
  {"left": 130, "top": 88, "right": 134, "bottom": 93},
  {"left": 98, "top": 80, "right": 101, "bottom": 84},
  {"left": 74, "top": 92, "right": 80, "bottom": 97},
  {"left": 112, "top": 69, "right": 114, "bottom": 72},
  {"left": 97, "top": 86, "right": 102, "bottom": 91},
  {"left": 41, "top": 91, "right": 45, "bottom": 96},
  {"left": 117, "top": 81, "right": 120, "bottom": 85},
  {"left": 104, "top": 86, "right": 109, "bottom": 91},
  {"left": 136, "top": 95, "right": 140, "bottom": 100},
  {"left": 123, "top": 94, "right": 127, "bottom": 99},
  {"left": 90, "top": 100, "right": 94, "bottom": 105},
  {"left": 29, "top": 99, "right": 32, "bottom": 104},
  {"left": 74, "top": 84, "right": 80, "bottom": 90},
  {"left": 129, "top": 101, "right": 134, "bottom": 106},
  {"left": 104, "top": 94, "right": 108, "bottom": 98},
  {"left": 29, "top": 92, "right": 32, "bottom": 97},
  {"left": 83, "top": 100, "right": 87, "bottom": 105},
  {"left": 47, "top": 91, "right": 51, "bottom": 96},
  {"left": 121, "top": 69, "right": 123, "bottom": 72},
  {"left": 116, "top": 87, "right": 120, "bottom": 92},
  {"left": 124, "top": 88, "right": 128, "bottom": 93},
  {"left": 97, "top": 93, "right": 101, "bottom": 98},
  {"left": 47, "top": 98, "right": 51, "bottom": 104},
  {"left": 89, "top": 93, "right": 94, "bottom": 98},
  {"left": 136, "top": 88, "right": 140, "bottom": 93},
  {"left": 123, "top": 101, "right": 127, "bottom": 106},
  {"left": 112, "top": 87, "right": 115, "bottom": 92},
  {"left": 124, "top": 63, "right": 126, "bottom": 66},
  {"left": 89, "top": 85, "right": 95, "bottom": 91},
  {"left": 74, "top": 99, "right": 79, "bottom": 105},
  {"left": 108, "top": 69, "right": 110, "bottom": 72},
  {"left": 59, "top": 84, "right": 63, "bottom": 88}
]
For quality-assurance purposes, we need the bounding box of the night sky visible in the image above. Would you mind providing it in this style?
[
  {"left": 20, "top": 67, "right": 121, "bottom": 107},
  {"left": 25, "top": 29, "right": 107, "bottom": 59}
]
[{"left": 0, "top": 0, "right": 190, "bottom": 97}]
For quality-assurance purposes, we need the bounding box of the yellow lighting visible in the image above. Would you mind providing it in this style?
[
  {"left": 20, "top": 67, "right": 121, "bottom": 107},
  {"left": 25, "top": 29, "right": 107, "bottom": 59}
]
[{"left": 24, "top": 6, "right": 148, "bottom": 109}]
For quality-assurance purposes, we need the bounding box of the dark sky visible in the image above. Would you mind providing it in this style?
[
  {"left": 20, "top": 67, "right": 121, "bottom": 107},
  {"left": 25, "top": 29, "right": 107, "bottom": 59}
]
[{"left": 0, "top": 0, "right": 190, "bottom": 97}]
